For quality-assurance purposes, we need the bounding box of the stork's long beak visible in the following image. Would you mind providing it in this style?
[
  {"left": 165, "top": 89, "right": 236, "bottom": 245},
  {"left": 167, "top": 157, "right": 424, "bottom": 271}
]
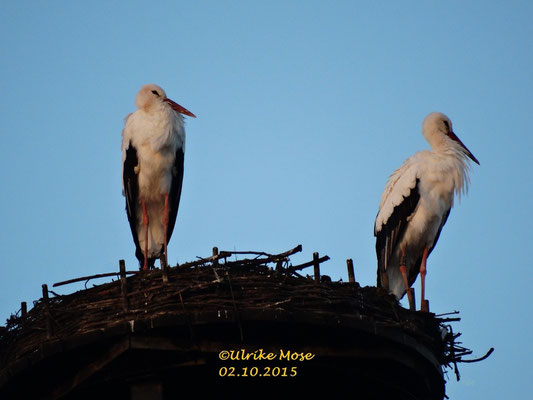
[
  {"left": 164, "top": 98, "right": 196, "bottom": 118},
  {"left": 448, "top": 131, "right": 480, "bottom": 165}
]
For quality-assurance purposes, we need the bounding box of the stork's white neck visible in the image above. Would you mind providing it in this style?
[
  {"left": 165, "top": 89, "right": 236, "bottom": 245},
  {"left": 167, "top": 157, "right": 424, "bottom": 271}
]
[
  {"left": 425, "top": 130, "right": 472, "bottom": 165},
  {"left": 431, "top": 143, "right": 472, "bottom": 201}
]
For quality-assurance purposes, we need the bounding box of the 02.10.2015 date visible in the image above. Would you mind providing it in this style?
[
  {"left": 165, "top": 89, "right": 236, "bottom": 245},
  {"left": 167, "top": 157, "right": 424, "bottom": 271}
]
[{"left": 218, "top": 366, "right": 298, "bottom": 377}]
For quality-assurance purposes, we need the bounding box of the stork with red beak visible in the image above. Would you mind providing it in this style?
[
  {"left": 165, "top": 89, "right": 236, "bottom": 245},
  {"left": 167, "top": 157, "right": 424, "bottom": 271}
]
[
  {"left": 121, "top": 84, "right": 196, "bottom": 270},
  {"left": 374, "top": 112, "right": 479, "bottom": 311}
]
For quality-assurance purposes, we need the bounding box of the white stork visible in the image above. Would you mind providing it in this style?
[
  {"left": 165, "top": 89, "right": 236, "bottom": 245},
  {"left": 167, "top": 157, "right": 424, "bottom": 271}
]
[
  {"left": 374, "top": 112, "right": 479, "bottom": 310},
  {"left": 121, "top": 84, "right": 196, "bottom": 270}
]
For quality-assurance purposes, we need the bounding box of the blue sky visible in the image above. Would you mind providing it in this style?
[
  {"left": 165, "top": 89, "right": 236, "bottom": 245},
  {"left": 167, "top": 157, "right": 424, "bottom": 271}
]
[{"left": 1, "top": 1, "right": 531, "bottom": 398}]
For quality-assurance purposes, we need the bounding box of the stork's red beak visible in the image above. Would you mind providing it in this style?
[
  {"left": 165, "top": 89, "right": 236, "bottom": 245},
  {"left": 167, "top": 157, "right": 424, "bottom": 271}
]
[
  {"left": 448, "top": 131, "right": 480, "bottom": 165},
  {"left": 164, "top": 98, "right": 196, "bottom": 118}
]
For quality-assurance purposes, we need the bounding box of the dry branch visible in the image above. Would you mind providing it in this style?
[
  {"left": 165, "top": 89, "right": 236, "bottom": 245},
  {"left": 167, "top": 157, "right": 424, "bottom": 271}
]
[{"left": 53, "top": 271, "right": 137, "bottom": 287}]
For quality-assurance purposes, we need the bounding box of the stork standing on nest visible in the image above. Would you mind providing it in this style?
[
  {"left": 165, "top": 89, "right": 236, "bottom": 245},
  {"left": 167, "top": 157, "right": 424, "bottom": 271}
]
[
  {"left": 374, "top": 112, "right": 479, "bottom": 311},
  {"left": 121, "top": 84, "right": 196, "bottom": 270}
]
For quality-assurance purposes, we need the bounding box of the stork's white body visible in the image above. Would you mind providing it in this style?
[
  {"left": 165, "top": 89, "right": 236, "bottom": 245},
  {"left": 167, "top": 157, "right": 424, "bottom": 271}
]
[{"left": 374, "top": 112, "right": 479, "bottom": 302}]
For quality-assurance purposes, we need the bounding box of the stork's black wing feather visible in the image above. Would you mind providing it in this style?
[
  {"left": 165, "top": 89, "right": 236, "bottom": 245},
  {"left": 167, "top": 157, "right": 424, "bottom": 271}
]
[
  {"left": 375, "top": 179, "right": 421, "bottom": 287},
  {"left": 123, "top": 142, "right": 144, "bottom": 264},
  {"left": 166, "top": 148, "right": 184, "bottom": 243}
]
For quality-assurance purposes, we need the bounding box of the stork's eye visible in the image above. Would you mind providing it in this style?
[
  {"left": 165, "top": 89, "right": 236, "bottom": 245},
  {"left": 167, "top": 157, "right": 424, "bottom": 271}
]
[
  {"left": 443, "top": 120, "right": 450, "bottom": 130},
  {"left": 151, "top": 90, "right": 160, "bottom": 96}
]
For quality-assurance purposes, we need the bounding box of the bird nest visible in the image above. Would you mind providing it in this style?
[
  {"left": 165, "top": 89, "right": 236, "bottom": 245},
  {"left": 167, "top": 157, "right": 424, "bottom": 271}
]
[{"left": 0, "top": 245, "right": 489, "bottom": 387}]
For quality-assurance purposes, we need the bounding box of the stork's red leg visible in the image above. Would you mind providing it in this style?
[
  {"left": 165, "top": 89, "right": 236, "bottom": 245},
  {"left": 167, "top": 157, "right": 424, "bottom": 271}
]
[
  {"left": 162, "top": 193, "right": 169, "bottom": 268},
  {"left": 420, "top": 246, "right": 429, "bottom": 312},
  {"left": 399, "top": 248, "right": 415, "bottom": 310},
  {"left": 141, "top": 197, "right": 149, "bottom": 271},
  {"left": 399, "top": 248, "right": 410, "bottom": 291}
]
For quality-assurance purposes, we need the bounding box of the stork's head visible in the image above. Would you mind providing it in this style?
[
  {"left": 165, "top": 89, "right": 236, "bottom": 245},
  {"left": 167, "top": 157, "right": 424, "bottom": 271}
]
[
  {"left": 422, "top": 112, "right": 479, "bottom": 165},
  {"left": 135, "top": 84, "right": 196, "bottom": 118}
]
